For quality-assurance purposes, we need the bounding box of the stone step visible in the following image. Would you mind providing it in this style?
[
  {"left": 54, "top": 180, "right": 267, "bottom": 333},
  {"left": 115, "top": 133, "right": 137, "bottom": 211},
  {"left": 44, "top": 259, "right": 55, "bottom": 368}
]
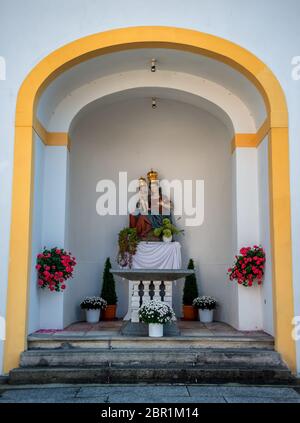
[
  {"left": 9, "top": 365, "right": 294, "bottom": 385},
  {"left": 20, "top": 348, "right": 283, "bottom": 368},
  {"left": 27, "top": 335, "right": 274, "bottom": 350}
]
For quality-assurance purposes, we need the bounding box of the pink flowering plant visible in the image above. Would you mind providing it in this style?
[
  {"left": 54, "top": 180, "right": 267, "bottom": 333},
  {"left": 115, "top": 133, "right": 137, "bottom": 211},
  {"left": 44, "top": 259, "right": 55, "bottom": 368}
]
[
  {"left": 228, "top": 245, "right": 265, "bottom": 287},
  {"left": 36, "top": 247, "right": 77, "bottom": 292}
]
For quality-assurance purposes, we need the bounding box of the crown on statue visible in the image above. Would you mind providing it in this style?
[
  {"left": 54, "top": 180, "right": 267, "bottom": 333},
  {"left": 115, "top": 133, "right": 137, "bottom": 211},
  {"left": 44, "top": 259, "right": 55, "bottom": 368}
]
[{"left": 147, "top": 169, "right": 158, "bottom": 182}]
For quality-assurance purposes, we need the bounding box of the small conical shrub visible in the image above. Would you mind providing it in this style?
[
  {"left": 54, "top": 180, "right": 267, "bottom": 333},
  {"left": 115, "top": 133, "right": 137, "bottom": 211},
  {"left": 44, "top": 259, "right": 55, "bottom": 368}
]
[
  {"left": 183, "top": 259, "right": 198, "bottom": 305},
  {"left": 101, "top": 258, "right": 118, "bottom": 305}
]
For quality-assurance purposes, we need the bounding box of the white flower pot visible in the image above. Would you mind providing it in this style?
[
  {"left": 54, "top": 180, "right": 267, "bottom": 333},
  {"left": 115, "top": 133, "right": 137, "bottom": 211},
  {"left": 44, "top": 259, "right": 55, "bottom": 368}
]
[
  {"left": 86, "top": 309, "right": 101, "bottom": 323},
  {"left": 199, "top": 309, "right": 214, "bottom": 323},
  {"left": 163, "top": 235, "right": 172, "bottom": 243},
  {"left": 148, "top": 323, "right": 164, "bottom": 337}
]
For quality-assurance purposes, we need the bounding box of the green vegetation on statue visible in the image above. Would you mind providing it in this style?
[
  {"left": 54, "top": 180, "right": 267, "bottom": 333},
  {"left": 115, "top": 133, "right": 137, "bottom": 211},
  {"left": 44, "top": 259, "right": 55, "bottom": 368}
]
[
  {"left": 183, "top": 259, "right": 199, "bottom": 305},
  {"left": 101, "top": 258, "right": 118, "bottom": 305}
]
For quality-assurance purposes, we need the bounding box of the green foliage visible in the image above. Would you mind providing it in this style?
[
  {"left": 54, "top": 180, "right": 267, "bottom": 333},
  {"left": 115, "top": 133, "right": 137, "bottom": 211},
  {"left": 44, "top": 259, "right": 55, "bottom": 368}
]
[
  {"left": 101, "top": 257, "right": 118, "bottom": 305},
  {"left": 153, "top": 218, "right": 183, "bottom": 240},
  {"left": 183, "top": 259, "right": 199, "bottom": 305},
  {"left": 154, "top": 227, "right": 162, "bottom": 237},
  {"left": 117, "top": 227, "right": 139, "bottom": 268},
  {"left": 163, "top": 228, "right": 172, "bottom": 238}
]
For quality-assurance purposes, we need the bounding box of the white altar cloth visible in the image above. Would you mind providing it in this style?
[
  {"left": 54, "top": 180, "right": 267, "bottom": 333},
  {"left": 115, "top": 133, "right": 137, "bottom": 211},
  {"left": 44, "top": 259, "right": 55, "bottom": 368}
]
[
  {"left": 124, "top": 241, "right": 182, "bottom": 321},
  {"left": 132, "top": 241, "right": 181, "bottom": 270}
]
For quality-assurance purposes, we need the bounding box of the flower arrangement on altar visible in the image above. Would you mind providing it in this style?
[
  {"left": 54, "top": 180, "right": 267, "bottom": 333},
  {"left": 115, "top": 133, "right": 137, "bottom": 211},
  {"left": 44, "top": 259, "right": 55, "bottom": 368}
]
[
  {"left": 193, "top": 296, "right": 217, "bottom": 310},
  {"left": 36, "top": 247, "right": 77, "bottom": 292},
  {"left": 227, "top": 245, "right": 266, "bottom": 287},
  {"left": 80, "top": 296, "right": 107, "bottom": 310},
  {"left": 138, "top": 300, "right": 175, "bottom": 324},
  {"left": 153, "top": 218, "right": 183, "bottom": 242}
]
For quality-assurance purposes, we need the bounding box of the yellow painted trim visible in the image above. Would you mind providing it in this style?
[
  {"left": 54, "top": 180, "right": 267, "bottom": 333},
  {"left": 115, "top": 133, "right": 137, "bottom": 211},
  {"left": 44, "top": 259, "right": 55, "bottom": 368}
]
[
  {"left": 269, "top": 127, "right": 295, "bottom": 371},
  {"left": 33, "top": 118, "right": 70, "bottom": 149},
  {"left": 4, "top": 127, "right": 35, "bottom": 373},
  {"left": 231, "top": 119, "right": 271, "bottom": 153},
  {"left": 4, "top": 27, "right": 296, "bottom": 374},
  {"left": 231, "top": 133, "right": 257, "bottom": 152},
  {"left": 256, "top": 118, "right": 270, "bottom": 147},
  {"left": 46, "top": 132, "right": 69, "bottom": 148}
]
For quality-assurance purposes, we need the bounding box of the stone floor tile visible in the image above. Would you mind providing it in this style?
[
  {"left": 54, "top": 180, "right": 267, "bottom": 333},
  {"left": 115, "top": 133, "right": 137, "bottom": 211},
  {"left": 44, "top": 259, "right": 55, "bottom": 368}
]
[
  {"left": 77, "top": 385, "right": 189, "bottom": 398},
  {"left": 0, "top": 387, "right": 79, "bottom": 400},
  {"left": 225, "top": 397, "right": 275, "bottom": 403},
  {"left": 188, "top": 386, "right": 300, "bottom": 399},
  {"left": 108, "top": 395, "right": 225, "bottom": 403}
]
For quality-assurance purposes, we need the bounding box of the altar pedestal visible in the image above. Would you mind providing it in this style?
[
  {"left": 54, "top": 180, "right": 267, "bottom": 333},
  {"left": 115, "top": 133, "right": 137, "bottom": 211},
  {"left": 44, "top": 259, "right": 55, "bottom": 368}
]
[
  {"left": 130, "top": 241, "right": 179, "bottom": 322},
  {"left": 130, "top": 280, "right": 173, "bottom": 322},
  {"left": 112, "top": 242, "right": 193, "bottom": 323}
]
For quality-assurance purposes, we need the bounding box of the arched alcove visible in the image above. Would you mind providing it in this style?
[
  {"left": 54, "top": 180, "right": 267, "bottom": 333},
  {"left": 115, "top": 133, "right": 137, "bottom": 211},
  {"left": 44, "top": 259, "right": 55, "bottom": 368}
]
[{"left": 4, "top": 27, "right": 295, "bottom": 374}]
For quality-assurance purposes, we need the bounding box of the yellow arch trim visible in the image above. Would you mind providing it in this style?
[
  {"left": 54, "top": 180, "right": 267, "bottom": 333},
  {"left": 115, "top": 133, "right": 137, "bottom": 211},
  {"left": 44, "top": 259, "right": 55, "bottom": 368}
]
[
  {"left": 231, "top": 118, "right": 270, "bottom": 152},
  {"left": 4, "top": 26, "right": 295, "bottom": 373},
  {"left": 33, "top": 118, "right": 70, "bottom": 149}
]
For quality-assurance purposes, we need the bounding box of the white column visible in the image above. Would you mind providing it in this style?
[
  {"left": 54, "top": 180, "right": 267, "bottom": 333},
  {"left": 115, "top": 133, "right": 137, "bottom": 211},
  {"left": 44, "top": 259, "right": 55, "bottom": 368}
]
[
  {"left": 233, "top": 148, "right": 263, "bottom": 330},
  {"left": 130, "top": 281, "right": 140, "bottom": 323},
  {"left": 39, "top": 146, "right": 69, "bottom": 330},
  {"left": 164, "top": 281, "right": 173, "bottom": 309},
  {"left": 153, "top": 281, "right": 161, "bottom": 300}
]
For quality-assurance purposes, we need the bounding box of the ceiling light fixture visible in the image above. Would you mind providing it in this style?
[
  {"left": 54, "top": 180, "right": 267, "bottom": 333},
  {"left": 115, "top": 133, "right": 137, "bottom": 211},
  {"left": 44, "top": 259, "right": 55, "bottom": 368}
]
[{"left": 151, "top": 58, "right": 157, "bottom": 72}]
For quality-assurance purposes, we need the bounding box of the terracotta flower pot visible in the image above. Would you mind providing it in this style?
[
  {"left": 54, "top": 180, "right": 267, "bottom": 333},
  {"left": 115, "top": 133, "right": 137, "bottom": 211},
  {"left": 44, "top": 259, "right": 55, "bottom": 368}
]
[
  {"left": 102, "top": 304, "right": 117, "bottom": 321},
  {"left": 182, "top": 305, "right": 198, "bottom": 321}
]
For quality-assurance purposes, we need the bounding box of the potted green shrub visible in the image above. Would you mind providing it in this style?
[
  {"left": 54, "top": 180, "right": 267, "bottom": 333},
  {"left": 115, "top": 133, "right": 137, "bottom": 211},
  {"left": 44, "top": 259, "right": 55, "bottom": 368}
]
[
  {"left": 193, "top": 296, "right": 217, "bottom": 323},
  {"left": 138, "top": 300, "right": 175, "bottom": 337},
  {"left": 153, "top": 218, "right": 183, "bottom": 242},
  {"left": 80, "top": 296, "right": 107, "bottom": 323},
  {"left": 182, "top": 259, "right": 199, "bottom": 320},
  {"left": 101, "top": 257, "right": 118, "bottom": 320}
]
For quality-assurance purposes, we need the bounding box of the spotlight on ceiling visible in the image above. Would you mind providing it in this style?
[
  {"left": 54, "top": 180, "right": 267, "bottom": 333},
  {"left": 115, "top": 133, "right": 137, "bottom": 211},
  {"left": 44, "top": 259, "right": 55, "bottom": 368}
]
[
  {"left": 151, "top": 58, "right": 157, "bottom": 72},
  {"left": 152, "top": 97, "right": 157, "bottom": 109}
]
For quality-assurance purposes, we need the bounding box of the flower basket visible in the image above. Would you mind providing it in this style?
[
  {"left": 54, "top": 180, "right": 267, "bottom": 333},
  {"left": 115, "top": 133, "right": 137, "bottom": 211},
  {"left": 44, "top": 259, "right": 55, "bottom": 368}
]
[
  {"left": 36, "top": 247, "right": 76, "bottom": 292},
  {"left": 228, "top": 245, "right": 266, "bottom": 287},
  {"left": 193, "top": 296, "right": 217, "bottom": 323},
  {"left": 138, "top": 300, "right": 175, "bottom": 337},
  {"left": 153, "top": 218, "right": 183, "bottom": 242},
  {"left": 80, "top": 296, "right": 107, "bottom": 323}
]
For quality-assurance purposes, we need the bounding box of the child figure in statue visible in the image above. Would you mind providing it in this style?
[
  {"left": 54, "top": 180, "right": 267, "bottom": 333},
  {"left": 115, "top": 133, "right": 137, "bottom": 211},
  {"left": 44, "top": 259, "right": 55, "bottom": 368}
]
[{"left": 129, "top": 170, "right": 173, "bottom": 239}]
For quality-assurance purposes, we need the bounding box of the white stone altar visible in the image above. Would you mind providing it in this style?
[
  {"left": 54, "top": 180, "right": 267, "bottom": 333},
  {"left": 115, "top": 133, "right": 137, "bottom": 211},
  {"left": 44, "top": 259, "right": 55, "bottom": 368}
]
[{"left": 113, "top": 241, "right": 183, "bottom": 322}]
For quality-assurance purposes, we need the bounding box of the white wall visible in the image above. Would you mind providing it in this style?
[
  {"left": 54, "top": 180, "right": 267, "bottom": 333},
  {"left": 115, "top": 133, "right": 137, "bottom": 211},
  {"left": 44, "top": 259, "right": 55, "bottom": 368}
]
[
  {"left": 233, "top": 148, "right": 263, "bottom": 331},
  {"left": 28, "top": 145, "right": 70, "bottom": 331},
  {"left": 258, "top": 137, "right": 274, "bottom": 335},
  {"left": 1, "top": 0, "right": 300, "bottom": 373},
  {"left": 68, "top": 98, "right": 234, "bottom": 323},
  {"left": 28, "top": 135, "right": 45, "bottom": 334}
]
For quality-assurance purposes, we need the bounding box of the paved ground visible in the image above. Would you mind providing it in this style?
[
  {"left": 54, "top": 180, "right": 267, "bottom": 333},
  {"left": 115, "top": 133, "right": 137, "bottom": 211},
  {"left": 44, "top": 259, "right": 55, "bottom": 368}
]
[
  {"left": 0, "top": 384, "right": 299, "bottom": 403},
  {"left": 33, "top": 320, "right": 273, "bottom": 339}
]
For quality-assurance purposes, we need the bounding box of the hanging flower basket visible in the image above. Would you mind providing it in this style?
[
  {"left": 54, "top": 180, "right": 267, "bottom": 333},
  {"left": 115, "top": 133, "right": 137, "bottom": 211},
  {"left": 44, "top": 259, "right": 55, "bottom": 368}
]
[
  {"left": 228, "top": 245, "right": 266, "bottom": 287},
  {"left": 36, "top": 247, "right": 77, "bottom": 292}
]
